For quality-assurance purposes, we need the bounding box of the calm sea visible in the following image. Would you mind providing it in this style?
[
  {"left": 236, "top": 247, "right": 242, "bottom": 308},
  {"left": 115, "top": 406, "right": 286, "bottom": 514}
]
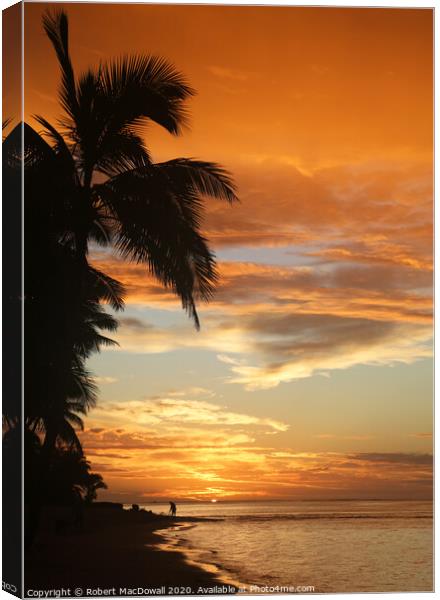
[{"left": 139, "top": 500, "right": 433, "bottom": 593}]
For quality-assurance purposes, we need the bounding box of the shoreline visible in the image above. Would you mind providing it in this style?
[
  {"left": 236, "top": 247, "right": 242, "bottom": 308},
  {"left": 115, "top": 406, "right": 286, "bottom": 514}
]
[
  {"left": 24, "top": 507, "right": 237, "bottom": 596},
  {"left": 152, "top": 522, "right": 245, "bottom": 592}
]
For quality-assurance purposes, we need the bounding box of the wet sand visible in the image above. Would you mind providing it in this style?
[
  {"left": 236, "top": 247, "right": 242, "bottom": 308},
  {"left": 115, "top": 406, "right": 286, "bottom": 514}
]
[{"left": 25, "top": 508, "right": 235, "bottom": 596}]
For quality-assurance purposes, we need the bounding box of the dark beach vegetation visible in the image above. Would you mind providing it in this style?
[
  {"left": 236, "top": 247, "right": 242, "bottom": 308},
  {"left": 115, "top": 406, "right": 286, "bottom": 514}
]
[{"left": 2, "top": 9, "right": 237, "bottom": 555}]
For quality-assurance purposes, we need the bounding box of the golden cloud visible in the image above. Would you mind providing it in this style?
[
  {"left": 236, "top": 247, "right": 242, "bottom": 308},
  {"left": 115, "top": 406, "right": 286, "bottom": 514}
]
[
  {"left": 81, "top": 425, "right": 433, "bottom": 502},
  {"left": 89, "top": 392, "right": 289, "bottom": 432},
  {"left": 87, "top": 155, "right": 432, "bottom": 390}
]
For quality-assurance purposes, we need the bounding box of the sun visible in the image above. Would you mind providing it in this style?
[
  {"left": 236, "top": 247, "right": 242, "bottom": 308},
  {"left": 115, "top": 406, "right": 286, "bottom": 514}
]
[{"left": 211, "top": 499, "right": 217, "bottom": 503}]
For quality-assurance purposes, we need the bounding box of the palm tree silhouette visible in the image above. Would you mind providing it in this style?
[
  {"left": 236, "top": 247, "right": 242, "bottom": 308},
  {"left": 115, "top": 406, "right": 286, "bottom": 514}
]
[
  {"left": 4, "top": 9, "right": 238, "bottom": 547},
  {"left": 3, "top": 119, "right": 123, "bottom": 546},
  {"left": 4, "top": 118, "right": 123, "bottom": 456},
  {"left": 36, "top": 10, "right": 237, "bottom": 328}
]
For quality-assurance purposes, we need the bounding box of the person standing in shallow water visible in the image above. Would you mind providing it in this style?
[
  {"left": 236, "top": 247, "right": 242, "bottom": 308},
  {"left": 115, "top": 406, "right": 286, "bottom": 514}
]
[{"left": 169, "top": 501, "right": 177, "bottom": 517}]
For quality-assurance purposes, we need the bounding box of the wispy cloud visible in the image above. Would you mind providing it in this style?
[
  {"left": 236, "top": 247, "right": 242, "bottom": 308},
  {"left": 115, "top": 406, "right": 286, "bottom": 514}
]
[
  {"left": 347, "top": 452, "right": 433, "bottom": 466},
  {"left": 91, "top": 250, "right": 432, "bottom": 390},
  {"left": 91, "top": 393, "right": 289, "bottom": 432},
  {"left": 94, "top": 376, "right": 119, "bottom": 384},
  {"left": 105, "top": 308, "right": 431, "bottom": 390},
  {"left": 89, "top": 154, "right": 432, "bottom": 390}
]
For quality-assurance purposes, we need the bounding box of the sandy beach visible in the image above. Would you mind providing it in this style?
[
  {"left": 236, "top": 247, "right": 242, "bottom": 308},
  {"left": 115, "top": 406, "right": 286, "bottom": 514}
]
[{"left": 24, "top": 507, "right": 235, "bottom": 596}]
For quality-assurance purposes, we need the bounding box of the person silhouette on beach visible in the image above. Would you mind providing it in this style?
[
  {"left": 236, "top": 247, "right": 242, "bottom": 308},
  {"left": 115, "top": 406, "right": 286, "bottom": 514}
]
[{"left": 169, "top": 501, "right": 177, "bottom": 517}]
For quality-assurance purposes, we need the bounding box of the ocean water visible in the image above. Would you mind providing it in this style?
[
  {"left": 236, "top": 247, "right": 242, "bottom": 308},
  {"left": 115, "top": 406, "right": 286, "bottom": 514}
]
[{"left": 140, "top": 500, "right": 433, "bottom": 594}]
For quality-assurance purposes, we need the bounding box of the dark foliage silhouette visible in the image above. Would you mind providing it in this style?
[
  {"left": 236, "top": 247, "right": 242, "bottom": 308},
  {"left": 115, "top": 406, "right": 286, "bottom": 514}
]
[{"left": 2, "top": 8, "right": 237, "bottom": 548}]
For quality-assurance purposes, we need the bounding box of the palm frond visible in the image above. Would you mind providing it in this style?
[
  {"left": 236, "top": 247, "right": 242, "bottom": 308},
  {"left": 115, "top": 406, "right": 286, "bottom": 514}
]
[
  {"left": 74, "top": 68, "right": 103, "bottom": 182},
  {"left": 154, "top": 159, "right": 238, "bottom": 204},
  {"left": 99, "top": 54, "right": 194, "bottom": 136},
  {"left": 56, "top": 419, "right": 83, "bottom": 453},
  {"left": 88, "top": 216, "right": 114, "bottom": 247},
  {"left": 64, "top": 410, "right": 84, "bottom": 431},
  {"left": 2, "top": 117, "right": 13, "bottom": 140},
  {"left": 69, "top": 360, "right": 98, "bottom": 411},
  {"left": 88, "top": 266, "right": 125, "bottom": 311},
  {"left": 42, "top": 10, "right": 78, "bottom": 121},
  {"left": 94, "top": 129, "right": 151, "bottom": 177},
  {"left": 97, "top": 170, "right": 221, "bottom": 327},
  {"left": 84, "top": 302, "right": 119, "bottom": 332},
  {"left": 65, "top": 399, "right": 88, "bottom": 416},
  {"left": 33, "top": 114, "right": 76, "bottom": 171}
]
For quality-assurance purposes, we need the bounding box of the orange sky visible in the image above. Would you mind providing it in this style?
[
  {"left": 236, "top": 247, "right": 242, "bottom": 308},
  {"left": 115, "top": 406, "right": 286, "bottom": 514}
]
[
  {"left": 23, "top": 4, "right": 432, "bottom": 162},
  {"left": 17, "top": 3, "right": 433, "bottom": 502}
]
